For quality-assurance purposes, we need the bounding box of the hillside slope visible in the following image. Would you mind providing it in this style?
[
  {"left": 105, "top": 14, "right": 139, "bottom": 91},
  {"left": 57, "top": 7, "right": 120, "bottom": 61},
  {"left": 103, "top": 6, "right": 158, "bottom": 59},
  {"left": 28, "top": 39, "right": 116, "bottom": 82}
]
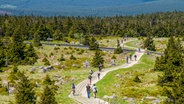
[{"left": 0, "top": 0, "right": 184, "bottom": 16}]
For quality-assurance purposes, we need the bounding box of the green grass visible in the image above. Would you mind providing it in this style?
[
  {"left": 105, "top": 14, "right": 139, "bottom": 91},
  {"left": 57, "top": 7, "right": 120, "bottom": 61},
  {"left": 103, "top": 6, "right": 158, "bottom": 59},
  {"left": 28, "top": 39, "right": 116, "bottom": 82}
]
[
  {"left": 96, "top": 54, "right": 164, "bottom": 103},
  {"left": 0, "top": 43, "right": 128, "bottom": 104}
]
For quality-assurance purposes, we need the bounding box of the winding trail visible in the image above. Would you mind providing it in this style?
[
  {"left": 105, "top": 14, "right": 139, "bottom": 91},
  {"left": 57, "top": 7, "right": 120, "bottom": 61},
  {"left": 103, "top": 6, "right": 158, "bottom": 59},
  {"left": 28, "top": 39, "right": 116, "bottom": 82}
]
[{"left": 69, "top": 40, "right": 145, "bottom": 104}]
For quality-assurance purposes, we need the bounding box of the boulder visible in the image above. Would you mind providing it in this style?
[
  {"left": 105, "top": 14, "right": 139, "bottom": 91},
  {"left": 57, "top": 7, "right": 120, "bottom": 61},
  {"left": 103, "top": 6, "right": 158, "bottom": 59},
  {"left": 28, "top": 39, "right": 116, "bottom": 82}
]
[{"left": 30, "top": 66, "right": 36, "bottom": 72}]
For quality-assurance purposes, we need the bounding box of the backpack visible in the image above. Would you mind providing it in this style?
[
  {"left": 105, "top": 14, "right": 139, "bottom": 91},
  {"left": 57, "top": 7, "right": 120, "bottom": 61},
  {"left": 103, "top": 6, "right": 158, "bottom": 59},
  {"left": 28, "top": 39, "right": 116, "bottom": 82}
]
[
  {"left": 94, "top": 87, "right": 97, "bottom": 93},
  {"left": 88, "top": 75, "right": 92, "bottom": 79}
]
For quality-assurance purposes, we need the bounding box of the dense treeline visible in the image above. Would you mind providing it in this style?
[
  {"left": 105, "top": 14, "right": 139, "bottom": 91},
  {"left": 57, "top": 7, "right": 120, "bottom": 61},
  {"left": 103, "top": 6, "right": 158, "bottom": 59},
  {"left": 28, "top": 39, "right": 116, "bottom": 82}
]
[
  {"left": 0, "top": 11, "right": 184, "bottom": 42},
  {"left": 0, "top": 11, "right": 184, "bottom": 67},
  {"left": 154, "top": 37, "right": 184, "bottom": 103}
]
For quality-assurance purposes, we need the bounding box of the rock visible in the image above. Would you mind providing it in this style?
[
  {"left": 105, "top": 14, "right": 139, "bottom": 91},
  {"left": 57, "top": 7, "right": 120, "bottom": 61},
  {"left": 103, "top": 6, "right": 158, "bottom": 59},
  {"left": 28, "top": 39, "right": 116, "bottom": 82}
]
[
  {"left": 114, "top": 84, "right": 120, "bottom": 87},
  {"left": 144, "top": 96, "right": 157, "bottom": 100},
  {"left": 53, "top": 75, "right": 61, "bottom": 78},
  {"left": 35, "top": 82, "right": 40, "bottom": 87},
  {"left": 30, "top": 66, "right": 36, "bottom": 72},
  {"left": 8, "top": 87, "right": 15, "bottom": 94},
  {"left": 40, "top": 67, "right": 46, "bottom": 73},
  {"left": 122, "top": 97, "right": 136, "bottom": 104},
  {"left": 109, "top": 94, "right": 117, "bottom": 99},
  {"left": 152, "top": 98, "right": 160, "bottom": 104},
  {"left": 61, "top": 65, "right": 66, "bottom": 69},
  {"left": 2, "top": 80, "right": 8, "bottom": 87},
  {"left": 83, "top": 60, "right": 90, "bottom": 68},
  {"left": 72, "top": 64, "right": 79, "bottom": 67},
  {"left": 54, "top": 62, "right": 60, "bottom": 66},
  {"left": 115, "top": 74, "right": 121, "bottom": 77},
  {"left": 39, "top": 66, "right": 44, "bottom": 69},
  {"left": 71, "top": 77, "right": 77, "bottom": 81},
  {"left": 45, "top": 66, "right": 54, "bottom": 71},
  {"left": 103, "top": 95, "right": 109, "bottom": 99}
]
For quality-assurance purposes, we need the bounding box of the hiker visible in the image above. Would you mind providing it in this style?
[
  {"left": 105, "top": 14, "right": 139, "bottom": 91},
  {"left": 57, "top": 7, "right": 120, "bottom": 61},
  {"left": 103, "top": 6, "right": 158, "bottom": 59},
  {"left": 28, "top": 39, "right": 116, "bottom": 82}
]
[
  {"left": 134, "top": 55, "right": 137, "bottom": 61},
  {"left": 88, "top": 74, "right": 92, "bottom": 85},
  {"left": 72, "top": 83, "right": 75, "bottom": 95},
  {"left": 126, "top": 56, "right": 129, "bottom": 63},
  {"left": 86, "top": 84, "right": 91, "bottom": 98},
  {"left": 138, "top": 48, "right": 140, "bottom": 52},
  {"left": 92, "top": 84, "right": 98, "bottom": 98},
  {"left": 97, "top": 72, "right": 100, "bottom": 80},
  {"left": 98, "top": 64, "right": 102, "bottom": 72},
  {"left": 130, "top": 54, "right": 132, "bottom": 61},
  {"left": 89, "top": 69, "right": 93, "bottom": 75}
]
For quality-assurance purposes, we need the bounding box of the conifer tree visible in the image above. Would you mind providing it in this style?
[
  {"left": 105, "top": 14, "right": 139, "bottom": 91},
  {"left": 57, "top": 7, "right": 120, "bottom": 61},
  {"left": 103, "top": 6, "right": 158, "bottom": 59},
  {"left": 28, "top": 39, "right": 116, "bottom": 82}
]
[
  {"left": 8, "top": 66, "right": 19, "bottom": 83},
  {"left": 91, "top": 50, "right": 104, "bottom": 67},
  {"left": 15, "top": 72, "right": 36, "bottom": 104},
  {"left": 154, "top": 37, "right": 184, "bottom": 104},
  {"left": 114, "top": 39, "right": 123, "bottom": 54},
  {"left": 8, "top": 26, "right": 26, "bottom": 64},
  {"left": 0, "top": 39, "right": 5, "bottom": 68},
  {"left": 89, "top": 37, "right": 99, "bottom": 50},
  {"left": 143, "top": 35, "right": 156, "bottom": 51},
  {"left": 23, "top": 44, "right": 38, "bottom": 65},
  {"left": 40, "top": 75, "right": 57, "bottom": 104},
  {"left": 82, "top": 35, "right": 90, "bottom": 46},
  {"left": 33, "top": 30, "right": 42, "bottom": 47}
]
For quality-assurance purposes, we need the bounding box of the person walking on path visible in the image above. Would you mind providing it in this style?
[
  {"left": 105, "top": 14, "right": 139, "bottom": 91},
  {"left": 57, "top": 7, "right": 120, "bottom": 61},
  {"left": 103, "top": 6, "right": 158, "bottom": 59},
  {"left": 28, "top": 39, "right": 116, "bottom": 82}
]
[
  {"left": 130, "top": 54, "right": 132, "bottom": 61},
  {"left": 88, "top": 74, "right": 92, "bottom": 85},
  {"left": 97, "top": 72, "right": 100, "bottom": 80},
  {"left": 138, "top": 48, "right": 141, "bottom": 52},
  {"left": 92, "top": 84, "right": 98, "bottom": 98},
  {"left": 86, "top": 84, "right": 91, "bottom": 98},
  {"left": 126, "top": 56, "right": 129, "bottom": 63},
  {"left": 72, "top": 83, "right": 76, "bottom": 95},
  {"left": 134, "top": 55, "right": 137, "bottom": 61},
  {"left": 89, "top": 69, "right": 93, "bottom": 75},
  {"left": 98, "top": 63, "right": 102, "bottom": 72}
]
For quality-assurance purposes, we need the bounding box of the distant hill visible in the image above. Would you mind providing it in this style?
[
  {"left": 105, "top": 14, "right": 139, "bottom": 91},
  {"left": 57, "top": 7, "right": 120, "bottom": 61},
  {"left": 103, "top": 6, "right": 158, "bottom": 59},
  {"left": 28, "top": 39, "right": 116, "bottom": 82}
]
[{"left": 0, "top": 0, "right": 184, "bottom": 16}]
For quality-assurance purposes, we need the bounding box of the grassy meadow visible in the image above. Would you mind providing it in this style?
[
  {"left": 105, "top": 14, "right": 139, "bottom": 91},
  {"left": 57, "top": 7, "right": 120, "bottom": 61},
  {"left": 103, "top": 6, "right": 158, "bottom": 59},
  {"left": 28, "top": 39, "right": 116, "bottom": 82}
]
[
  {"left": 1, "top": 37, "right": 180, "bottom": 103},
  {"left": 0, "top": 37, "right": 130, "bottom": 104},
  {"left": 96, "top": 54, "right": 164, "bottom": 103}
]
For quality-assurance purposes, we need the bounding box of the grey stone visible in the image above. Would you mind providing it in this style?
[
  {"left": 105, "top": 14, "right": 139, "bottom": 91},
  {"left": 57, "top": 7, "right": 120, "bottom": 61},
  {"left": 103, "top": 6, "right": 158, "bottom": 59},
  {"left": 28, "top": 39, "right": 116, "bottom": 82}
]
[
  {"left": 152, "top": 98, "right": 160, "bottom": 104},
  {"left": 115, "top": 74, "right": 121, "bottom": 77},
  {"left": 35, "top": 82, "right": 40, "bottom": 87},
  {"left": 30, "top": 66, "right": 36, "bottom": 72},
  {"left": 8, "top": 87, "right": 15, "bottom": 94},
  {"left": 111, "top": 59, "right": 116, "bottom": 66},
  {"left": 144, "top": 96, "right": 157, "bottom": 100},
  {"left": 2, "top": 80, "right": 8, "bottom": 87},
  {"left": 54, "top": 62, "right": 60, "bottom": 66},
  {"left": 103, "top": 95, "right": 109, "bottom": 99},
  {"left": 114, "top": 84, "right": 120, "bottom": 87}
]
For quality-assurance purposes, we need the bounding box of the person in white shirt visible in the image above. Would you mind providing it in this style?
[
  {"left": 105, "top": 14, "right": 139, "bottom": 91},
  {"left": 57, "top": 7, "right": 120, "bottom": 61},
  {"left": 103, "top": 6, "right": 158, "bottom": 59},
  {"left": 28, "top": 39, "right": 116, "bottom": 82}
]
[{"left": 92, "top": 84, "right": 98, "bottom": 98}]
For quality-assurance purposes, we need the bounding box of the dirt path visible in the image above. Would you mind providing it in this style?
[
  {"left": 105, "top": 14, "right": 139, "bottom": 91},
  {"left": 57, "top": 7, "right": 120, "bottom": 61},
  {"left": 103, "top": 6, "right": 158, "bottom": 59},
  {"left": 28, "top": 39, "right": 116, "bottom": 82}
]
[
  {"left": 69, "top": 40, "right": 144, "bottom": 104},
  {"left": 69, "top": 50, "right": 144, "bottom": 104}
]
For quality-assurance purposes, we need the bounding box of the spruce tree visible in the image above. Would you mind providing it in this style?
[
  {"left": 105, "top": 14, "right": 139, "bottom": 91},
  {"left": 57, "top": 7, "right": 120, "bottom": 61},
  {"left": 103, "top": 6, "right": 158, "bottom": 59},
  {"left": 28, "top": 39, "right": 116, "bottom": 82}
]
[
  {"left": 0, "top": 39, "right": 5, "bottom": 68},
  {"left": 91, "top": 50, "right": 104, "bottom": 67},
  {"left": 143, "top": 35, "right": 156, "bottom": 51},
  {"left": 15, "top": 72, "right": 36, "bottom": 104},
  {"left": 82, "top": 35, "right": 90, "bottom": 46},
  {"left": 154, "top": 37, "right": 184, "bottom": 104},
  {"left": 23, "top": 44, "right": 38, "bottom": 65},
  {"left": 89, "top": 37, "right": 99, "bottom": 50},
  {"left": 40, "top": 75, "right": 57, "bottom": 104},
  {"left": 8, "top": 66, "right": 19, "bottom": 83},
  {"left": 33, "top": 30, "right": 42, "bottom": 47},
  {"left": 114, "top": 39, "right": 123, "bottom": 54},
  {"left": 8, "top": 26, "right": 26, "bottom": 64}
]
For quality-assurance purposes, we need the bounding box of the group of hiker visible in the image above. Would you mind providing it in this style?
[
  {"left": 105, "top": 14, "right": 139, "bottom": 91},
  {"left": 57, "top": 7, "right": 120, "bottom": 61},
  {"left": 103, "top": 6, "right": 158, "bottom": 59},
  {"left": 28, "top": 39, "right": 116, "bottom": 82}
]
[
  {"left": 71, "top": 52, "right": 138, "bottom": 98},
  {"left": 126, "top": 54, "right": 137, "bottom": 63},
  {"left": 72, "top": 64, "right": 102, "bottom": 98}
]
